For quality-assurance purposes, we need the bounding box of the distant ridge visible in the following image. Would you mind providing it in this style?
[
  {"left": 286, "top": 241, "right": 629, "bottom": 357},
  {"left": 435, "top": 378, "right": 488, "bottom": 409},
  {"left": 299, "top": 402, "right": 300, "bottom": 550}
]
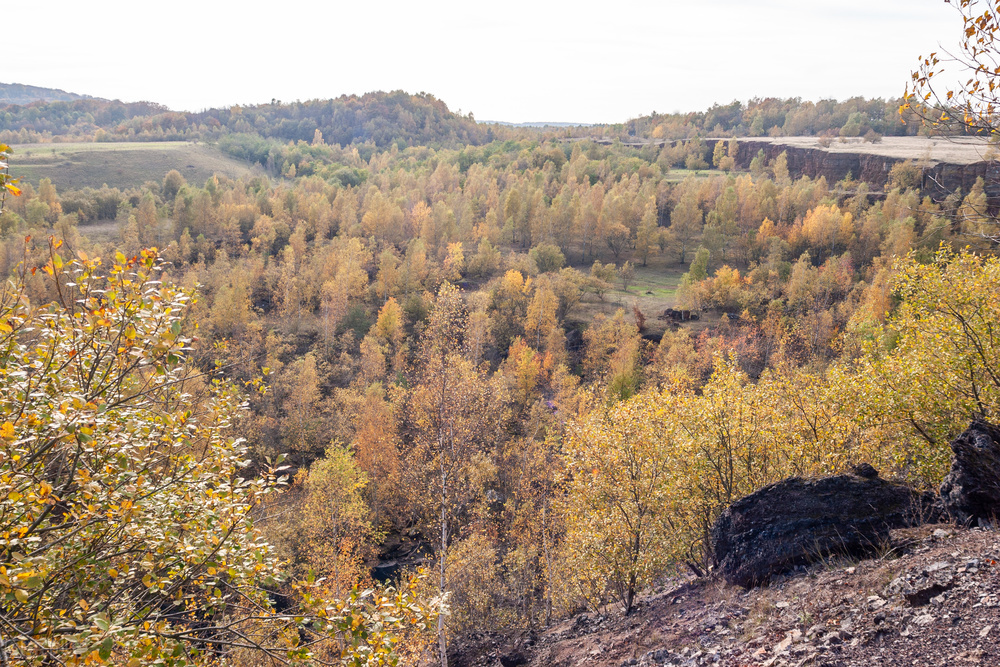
[
  {"left": 0, "top": 82, "right": 103, "bottom": 106},
  {"left": 481, "top": 120, "right": 595, "bottom": 128}
]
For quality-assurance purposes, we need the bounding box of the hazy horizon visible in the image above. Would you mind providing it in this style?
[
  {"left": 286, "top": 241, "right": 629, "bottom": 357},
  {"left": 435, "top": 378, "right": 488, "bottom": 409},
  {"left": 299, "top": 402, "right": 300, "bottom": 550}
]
[{"left": 11, "top": 0, "right": 961, "bottom": 123}]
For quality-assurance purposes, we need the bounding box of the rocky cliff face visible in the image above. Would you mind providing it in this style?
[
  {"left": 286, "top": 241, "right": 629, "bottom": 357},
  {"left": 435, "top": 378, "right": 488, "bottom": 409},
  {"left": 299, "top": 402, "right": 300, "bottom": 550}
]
[{"left": 706, "top": 139, "right": 1000, "bottom": 202}]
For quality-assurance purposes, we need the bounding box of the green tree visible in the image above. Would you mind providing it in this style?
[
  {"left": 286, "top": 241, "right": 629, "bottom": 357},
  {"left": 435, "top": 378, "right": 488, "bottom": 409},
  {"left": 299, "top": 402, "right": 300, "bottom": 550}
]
[
  {"left": 688, "top": 246, "right": 710, "bottom": 281},
  {"left": 620, "top": 260, "right": 636, "bottom": 292},
  {"left": 529, "top": 242, "right": 566, "bottom": 273},
  {"left": 669, "top": 188, "right": 703, "bottom": 264},
  {"left": 162, "top": 169, "right": 186, "bottom": 200},
  {"left": 589, "top": 261, "right": 617, "bottom": 301},
  {"left": 634, "top": 201, "right": 659, "bottom": 267}
]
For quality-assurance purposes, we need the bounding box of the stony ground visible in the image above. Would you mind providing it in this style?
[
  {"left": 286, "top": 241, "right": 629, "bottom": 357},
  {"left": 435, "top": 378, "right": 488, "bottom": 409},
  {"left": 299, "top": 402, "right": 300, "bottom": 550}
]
[{"left": 456, "top": 524, "right": 1000, "bottom": 667}]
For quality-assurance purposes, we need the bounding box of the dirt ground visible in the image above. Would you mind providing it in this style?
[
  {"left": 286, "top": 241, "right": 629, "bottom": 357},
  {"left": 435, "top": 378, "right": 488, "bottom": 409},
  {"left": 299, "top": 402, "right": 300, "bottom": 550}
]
[{"left": 454, "top": 524, "right": 1000, "bottom": 667}]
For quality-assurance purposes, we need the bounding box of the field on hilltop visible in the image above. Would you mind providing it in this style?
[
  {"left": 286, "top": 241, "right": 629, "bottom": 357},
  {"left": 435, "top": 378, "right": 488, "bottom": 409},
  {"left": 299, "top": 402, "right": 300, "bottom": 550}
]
[
  {"left": 763, "top": 135, "right": 994, "bottom": 165},
  {"left": 8, "top": 141, "right": 256, "bottom": 190}
]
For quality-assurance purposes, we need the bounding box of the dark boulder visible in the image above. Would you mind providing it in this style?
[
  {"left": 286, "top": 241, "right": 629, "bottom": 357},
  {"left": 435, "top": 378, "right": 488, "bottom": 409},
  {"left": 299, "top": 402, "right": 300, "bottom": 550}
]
[
  {"left": 939, "top": 420, "right": 1000, "bottom": 526},
  {"left": 371, "top": 534, "right": 433, "bottom": 584},
  {"left": 711, "top": 467, "right": 937, "bottom": 588}
]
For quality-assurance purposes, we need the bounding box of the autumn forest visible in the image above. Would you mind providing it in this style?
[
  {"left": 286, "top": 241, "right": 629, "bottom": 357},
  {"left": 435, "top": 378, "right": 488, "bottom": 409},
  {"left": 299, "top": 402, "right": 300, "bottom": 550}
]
[{"left": 3, "top": 7, "right": 1000, "bottom": 664}]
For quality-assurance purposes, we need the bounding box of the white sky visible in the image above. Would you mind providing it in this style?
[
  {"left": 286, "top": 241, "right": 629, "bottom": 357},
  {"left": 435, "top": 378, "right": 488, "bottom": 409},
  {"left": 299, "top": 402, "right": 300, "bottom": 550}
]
[{"left": 9, "top": 0, "right": 960, "bottom": 124}]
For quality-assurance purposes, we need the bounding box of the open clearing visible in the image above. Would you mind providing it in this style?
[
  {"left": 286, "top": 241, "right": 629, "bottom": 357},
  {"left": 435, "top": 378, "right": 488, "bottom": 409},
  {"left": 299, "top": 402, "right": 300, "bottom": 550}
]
[
  {"left": 8, "top": 141, "right": 256, "bottom": 190},
  {"left": 565, "top": 258, "right": 695, "bottom": 338},
  {"left": 661, "top": 167, "right": 732, "bottom": 182}
]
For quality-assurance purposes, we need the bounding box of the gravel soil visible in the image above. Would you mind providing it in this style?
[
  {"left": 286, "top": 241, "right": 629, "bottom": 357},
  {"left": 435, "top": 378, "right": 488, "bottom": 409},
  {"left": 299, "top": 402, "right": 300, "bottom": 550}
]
[{"left": 454, "top": 524, "right": 1000, "bottom": 667}]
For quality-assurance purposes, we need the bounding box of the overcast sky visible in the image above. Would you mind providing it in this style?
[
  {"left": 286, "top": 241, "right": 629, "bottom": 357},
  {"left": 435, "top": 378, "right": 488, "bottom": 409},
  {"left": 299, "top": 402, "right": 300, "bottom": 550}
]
[{"left": 10, "top": 0, "right": 960, "bottom": 123}]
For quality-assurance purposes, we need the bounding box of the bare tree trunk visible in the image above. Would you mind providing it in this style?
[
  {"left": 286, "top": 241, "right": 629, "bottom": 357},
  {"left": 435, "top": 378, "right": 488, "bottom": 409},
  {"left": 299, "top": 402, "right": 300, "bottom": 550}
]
[
  {"left": 542, "top": 502, "right": 553, "bottom": 626},
  {"left": 438, "top": 462, "right": 449, "bottom": 667}
]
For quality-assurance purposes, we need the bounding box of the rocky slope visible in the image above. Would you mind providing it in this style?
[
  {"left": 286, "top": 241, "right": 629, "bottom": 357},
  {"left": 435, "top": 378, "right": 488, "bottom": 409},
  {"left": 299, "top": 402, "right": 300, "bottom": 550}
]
[
  {"left": 458, "top": 524, "right": 1000, "bottom": 667},
  {"left": 705, "top": 138, "right": 1000, "bottom": 202}
]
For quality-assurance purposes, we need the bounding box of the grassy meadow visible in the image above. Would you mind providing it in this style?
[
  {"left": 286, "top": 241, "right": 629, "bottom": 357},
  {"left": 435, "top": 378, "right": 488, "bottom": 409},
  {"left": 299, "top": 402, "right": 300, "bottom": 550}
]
[
  {"left": 662, "top": 167, "right": 731, "bottom": 182},
  {"left": 9, "top": 141, "right": 255, "bottom": 190},
  {"left": 563, "top": 258, "right": 698, "bottom": 336}
]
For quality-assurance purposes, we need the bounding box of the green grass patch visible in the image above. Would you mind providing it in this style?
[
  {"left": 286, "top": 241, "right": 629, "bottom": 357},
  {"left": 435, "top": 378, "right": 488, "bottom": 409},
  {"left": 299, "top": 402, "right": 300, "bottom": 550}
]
[
  {"left": 661, "top": 167, "right": 739, "bottom": 182},
  {"left": 630, "top": 264, "right": 685, "bottom": 297},
  {"left": 563, "top": 261, "right": 688, "bottom": 333},
  {"left": 8, "top": 142, "right": 255, "bottom": 190}
]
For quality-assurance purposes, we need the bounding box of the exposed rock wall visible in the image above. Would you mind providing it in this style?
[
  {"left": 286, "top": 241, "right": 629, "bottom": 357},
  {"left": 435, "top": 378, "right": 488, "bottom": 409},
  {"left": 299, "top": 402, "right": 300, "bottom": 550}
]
[{"left": 705, "top": 139, "right": 1000, "bottom": 202}]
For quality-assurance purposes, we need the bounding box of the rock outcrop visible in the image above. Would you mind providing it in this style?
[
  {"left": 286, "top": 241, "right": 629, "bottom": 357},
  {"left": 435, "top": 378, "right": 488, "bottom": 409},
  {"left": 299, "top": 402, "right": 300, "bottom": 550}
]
[
  {"left": 711, "top": 466, "right": 936, "bottom": 588},
  {"left": 940, "top": 420, "right": 1000, "bottom": 526},
  {"left": 704, "top": 138, "right": 1000, "bottom": 203}
]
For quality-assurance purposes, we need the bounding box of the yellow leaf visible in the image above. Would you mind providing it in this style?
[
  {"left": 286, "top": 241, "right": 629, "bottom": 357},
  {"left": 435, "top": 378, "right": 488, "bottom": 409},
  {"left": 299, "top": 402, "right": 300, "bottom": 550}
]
[{"left": 1, "top": 422, "right": 14, "bottom": 439}]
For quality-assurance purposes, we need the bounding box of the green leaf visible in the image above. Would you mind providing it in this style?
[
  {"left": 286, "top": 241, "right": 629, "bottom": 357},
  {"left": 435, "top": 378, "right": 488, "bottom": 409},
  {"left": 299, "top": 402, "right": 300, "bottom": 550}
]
[{"left": 99, "top": 637, "right": 113, "bottom": 660}]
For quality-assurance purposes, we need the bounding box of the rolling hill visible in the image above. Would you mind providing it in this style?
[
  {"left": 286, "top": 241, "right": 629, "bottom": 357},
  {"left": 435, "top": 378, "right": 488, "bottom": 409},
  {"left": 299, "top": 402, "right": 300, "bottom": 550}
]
[
  {"left": 0, "top": 82, "right": 100, "bottom": 106},
  {"left": 8, "top": 141, "right": 255, "bottom": 191}
]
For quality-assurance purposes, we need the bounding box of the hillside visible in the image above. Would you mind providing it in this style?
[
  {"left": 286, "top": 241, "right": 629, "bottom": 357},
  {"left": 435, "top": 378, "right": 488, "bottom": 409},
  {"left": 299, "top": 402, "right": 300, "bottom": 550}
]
[
  {"left": 0, "top": 81, "right": 99, "bottom": 106},
  {"left": 0, "top": 90, "right": 492, "bottom": 148},
  {"left": 7, "top": 141, "right": 255, "bottom": 190},
  {"left": 2, "top": 77, "right": 1000, "bottom": 667},
  {"left": 188, "top": 91, "right": 488, "bottom": 148},
  {"left": 458, "top": 524, "right": 1000, "bottom": 667}
]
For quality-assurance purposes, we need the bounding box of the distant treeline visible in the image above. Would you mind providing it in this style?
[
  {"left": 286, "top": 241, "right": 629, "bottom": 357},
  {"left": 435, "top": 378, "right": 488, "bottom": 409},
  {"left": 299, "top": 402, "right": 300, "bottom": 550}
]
[
  {"left": 0, "top": 93, "right": 950, "bottom": 149},
  {"left": 574, "top": 97, "right": 934, "bottom": 142},
  {"left": 0, "top": 91, "right": 491, "bottom": 148}
]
